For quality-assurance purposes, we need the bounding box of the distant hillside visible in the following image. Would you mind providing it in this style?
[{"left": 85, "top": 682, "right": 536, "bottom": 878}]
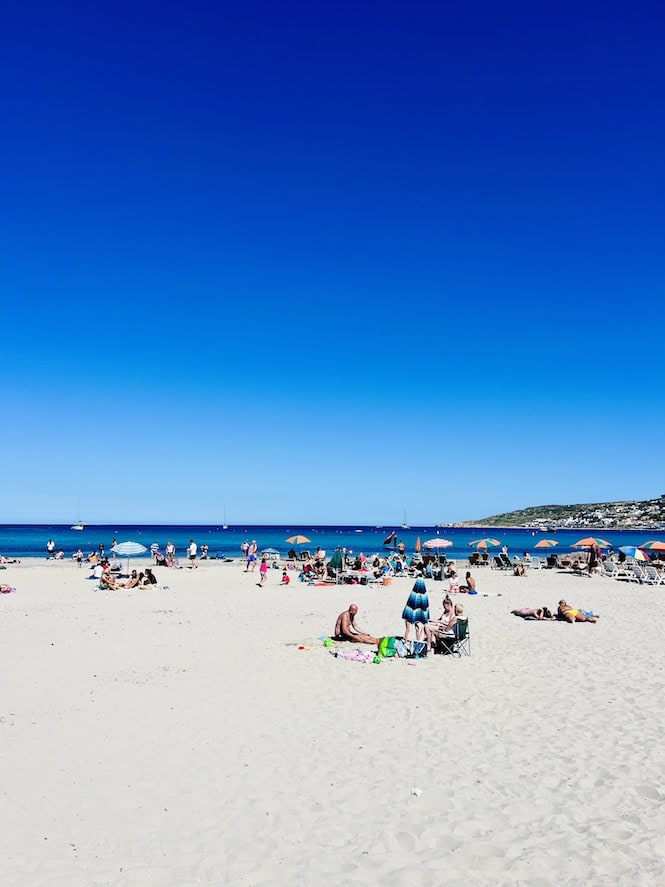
[{"left": 457, "top": 496, "right": 665, "bottom": 530}]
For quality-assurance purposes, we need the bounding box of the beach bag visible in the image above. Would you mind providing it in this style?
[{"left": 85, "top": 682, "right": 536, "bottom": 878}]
[
  {"left": 407, "top": 641, "right": 427, "bottom": 659},
  {"left": 377, "top": 636, "right": 397, "bottom": 658},
  {"left": 394, "top": 638, "right": 408, "bottom": 658}
]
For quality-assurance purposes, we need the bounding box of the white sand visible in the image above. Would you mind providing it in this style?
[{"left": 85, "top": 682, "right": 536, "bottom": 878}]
[{"left": 2, "top": 559, "right": 665, "bottom": 886}]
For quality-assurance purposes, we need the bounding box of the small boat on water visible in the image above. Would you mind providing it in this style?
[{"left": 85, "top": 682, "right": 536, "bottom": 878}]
[{"left": 71, "top": 523, "right": 85, "bottom": 531}]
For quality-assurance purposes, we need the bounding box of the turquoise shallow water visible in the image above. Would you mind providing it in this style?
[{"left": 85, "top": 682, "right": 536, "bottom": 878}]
[{"left": 1, "top": 524, "right": 661, "bottom": 561}]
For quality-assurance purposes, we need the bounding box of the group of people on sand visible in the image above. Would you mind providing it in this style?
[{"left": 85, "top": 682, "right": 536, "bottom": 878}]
[
  {"left": 511, "top": 600, "right": 599, "bottom": 623},
  {"left": 333, "top": 578, "right": 467, "bottom": 654},
  {"left": 99, "top": 566, "right": 157, "bottom": 590},
  {"left": 153, "top": 540, "right": 192, "bottom": 568}
]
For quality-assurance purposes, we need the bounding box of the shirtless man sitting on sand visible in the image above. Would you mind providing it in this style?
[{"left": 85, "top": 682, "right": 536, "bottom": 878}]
[{"left": 333, "top": 604, "right": 377, "bottom": 645}]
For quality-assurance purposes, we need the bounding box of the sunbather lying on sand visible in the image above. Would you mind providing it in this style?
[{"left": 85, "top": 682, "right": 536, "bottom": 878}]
[
  {"left": 511, "top": 607, "right": 553, "bottom": 620},
  {"left": 333, "top": 604, "right": 378, "bottom": 644},
  {"left": 557, "top": 600, "right": 599, "bottom": 623}
]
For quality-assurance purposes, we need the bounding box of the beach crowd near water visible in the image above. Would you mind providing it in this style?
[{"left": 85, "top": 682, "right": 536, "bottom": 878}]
[{"left": 3, "top": 526, "right": 665, "bottom": 884}]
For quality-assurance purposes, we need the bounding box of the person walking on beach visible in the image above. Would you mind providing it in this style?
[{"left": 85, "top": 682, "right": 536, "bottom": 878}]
[
  {"left": 187, "top": 539, "right": 198, "bottom": 568},
  {"left": 588, "top": 544, "right": 600, "bottom": 575},
  {"left": 241, "top": 540, "right": 249, "bottom": 562},
  {"left": 46, "top": 539, "right": 55, "bottom": 559},
  {"left": 258, "top": 556, "right": 268, "bottom": 586},
  {"left": 246, "top": 540, "right": 258, "bottom": 572},
  {"left": 165, "top": 540, "right": 175, "bottom": 566}
]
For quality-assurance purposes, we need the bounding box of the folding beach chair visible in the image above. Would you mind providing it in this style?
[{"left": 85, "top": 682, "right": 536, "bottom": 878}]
[{"left": 435, "top": 619, "right": 471, "bottom": 657}]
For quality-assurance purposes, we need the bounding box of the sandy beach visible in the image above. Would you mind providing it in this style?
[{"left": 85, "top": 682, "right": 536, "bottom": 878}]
[{"left": 2, "top": 558, "right": 664, "bottom": 886}]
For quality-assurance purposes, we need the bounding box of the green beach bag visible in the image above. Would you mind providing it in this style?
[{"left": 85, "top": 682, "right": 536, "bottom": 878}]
[{"left": 377, "top": 636, "right": 397, "bottom": 658}]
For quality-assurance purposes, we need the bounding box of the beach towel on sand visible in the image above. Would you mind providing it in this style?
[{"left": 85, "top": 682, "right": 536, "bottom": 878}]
[{"left": 377, "top": 636, "right": 397, "bottom": 658}]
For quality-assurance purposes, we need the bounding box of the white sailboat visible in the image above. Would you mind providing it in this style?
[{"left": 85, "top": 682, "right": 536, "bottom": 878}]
[
  {"left": 401, "top": 509, "right": 410, "bottom": 530},
  {"left": 223, "top": 506, "right": 228, "bottom": 530},
  {"left": 71, "top": 501, "right": 85, "bottom": 530}
]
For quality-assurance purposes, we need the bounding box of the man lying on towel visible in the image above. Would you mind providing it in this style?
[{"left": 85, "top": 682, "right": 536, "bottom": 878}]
[{"left": 333, "top": 603, "right": 378, "bottom": 645}]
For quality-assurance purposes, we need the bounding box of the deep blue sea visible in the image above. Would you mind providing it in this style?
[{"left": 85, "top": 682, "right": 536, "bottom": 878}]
[{"left": 1, "top": 524, "right": 662, "bottom": 561}]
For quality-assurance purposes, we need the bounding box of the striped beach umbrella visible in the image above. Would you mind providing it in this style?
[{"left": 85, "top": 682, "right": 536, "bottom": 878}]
[
  {"left": 638, "top": 540, "right": 665, "bottom": 551},
  {"left": 619, "top": 546, "right": 648, "bottom": 561},
  {"left": 110, "top": 540, "right": 148, "bottom": 570},
  {"left": 111, "top": 541, "right": 147, "bottom": 557},
  {"left": 534, "top": 539, "right": 559, "bottom": 548},
  {"left": 285, "top": 535, "right": 311, "bottom": 545},
  {"left": 468, "top": 538, "right": 501, "bottom": 549},
  {"left": 423, "top": 538, "right": 453, "bottom": 549},
  {"left": 571, "top": 537, "right": 611, "bottom": 548}
]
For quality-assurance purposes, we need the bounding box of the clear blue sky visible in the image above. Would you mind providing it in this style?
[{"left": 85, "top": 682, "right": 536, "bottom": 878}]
[{"left": 2, "top": 0, "right": 663, "bottom": 524}]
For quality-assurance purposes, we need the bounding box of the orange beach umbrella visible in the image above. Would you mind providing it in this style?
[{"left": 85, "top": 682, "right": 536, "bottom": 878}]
[
  {"left": 571, "top": 537, "right": 611, "bottom": 548},
  {"left": 534, "top": 539, "right": 559, "bottom": 548},
  {"left": 638, "top": 540, "right": 665, "bottom": 551},
  {"left": 285, "top": 535, "right": 311, "bottom": 545},
  {"left": 468, "top": 538, "right": 500, "bottom": 549},
  {"left": 414, "top": 537, "right": 421, "bottom": 552}
]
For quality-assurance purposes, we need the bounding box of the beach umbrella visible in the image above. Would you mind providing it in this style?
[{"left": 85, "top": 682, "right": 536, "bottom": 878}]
[
  {"left": 534, "top": 539, "right": 559, "bottom": 548},
  {"left": 468, "top": 538, "right": 500, "bottom": 549},
  {"left": 328, "top": 547, "right": 344, "bottom": 583},
  {"left": 414, "top": 537, "right": 421, "bottom": 552},
  {"left": 261, "top": 548, "right": 280, "bottom": 558},
  {"left": 423, "top": 538, "right": 453, "bottom": 549},
  {"left": 639, "top": 540, "right": 665, "bottom": 551},
  {"left": 571, "top": 537, "right": 611, "bottom": 548},
  {"left": 383, "top": 530, "right": 396, "bottom": 545},
  {"left": 619, "top": 546, "right": 648, "bottom": 561},
  {"left": 111, "top": 541, "right": 147, "bottom": 557},
  {"left": 285, "top": 535, "right": 311, "bottom": 545},
  {"left": 110, "top": 540, "right": 148, "bottom": 570}
]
